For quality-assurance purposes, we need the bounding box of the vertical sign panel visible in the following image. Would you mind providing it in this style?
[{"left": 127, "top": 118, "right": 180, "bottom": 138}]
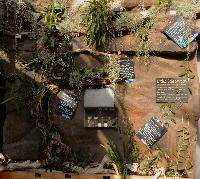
[{"left": 118, "top": 58, "right": 135, "bottom": 84}]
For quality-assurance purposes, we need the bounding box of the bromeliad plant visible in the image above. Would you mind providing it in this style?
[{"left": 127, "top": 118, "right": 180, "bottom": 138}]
[
  {"left": 82, "top": 0, "right": 115, "bottom": 48},
  {"left": 101, "top": 131, "right": 139, "bottom": 176}
]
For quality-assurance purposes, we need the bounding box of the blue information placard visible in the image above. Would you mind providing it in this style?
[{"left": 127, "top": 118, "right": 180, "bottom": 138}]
[
  {"left": 56, "top": 90, "right": 79, "bottom": 120},
  {"left": 118, "top": 58, "right": 135, "bottom": 84},
  {"left": 164, "top": 17, "right": 198, "bottom": 48}
]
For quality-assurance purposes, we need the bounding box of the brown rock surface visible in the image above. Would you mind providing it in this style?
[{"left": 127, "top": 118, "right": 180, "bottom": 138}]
[
  {"left": 195, "top": 19, "right": 200, "bottom": 34},
  {"left": 73, "top": 54, "right": 104, "bottom": 69},
  {"left": 3, "top": 106, "right": 43, "bottom": 160},
  {"left": 107, "top": 33, "right": 198, "bottom": 54},
  {"left": 72, "top": 33, "right": 198, "bottom": 54},
  {"left": 52, "top": 55, "right": 199, "bottom": 164},
  {"left": 3, "top": 128, "right": 42, "bottom": 160},
  {"left": 122, "top": 0, "right": 159, "bottom": 10},
  {"left": 16, "top": 38, "right": 34, "bottom": 52},
  {"left": 52, "top": 95, "right": 126, "bottom": 161},
  {"left": 118, "top": 56, "right": 199, "bottom": 177},
  {"left": 3, "top": 111, "right": 32, "bottom": 144}
]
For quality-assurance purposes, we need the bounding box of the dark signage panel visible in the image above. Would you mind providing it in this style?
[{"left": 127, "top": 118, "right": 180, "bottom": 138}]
[
  {"left": 136, "top": 117, "right": 167, "bottom": 148},
  {"left": 56, "top": 90, "right": 79, "bottom": 120},
  {"left": 164, "top": 17, "right": 198, "bottom": 48},
  {"left": 156, "top": 78, "right": 188, "bottom": 103},
  {"left": 118, "top": 58, "right": 135, "bottom": 84}
]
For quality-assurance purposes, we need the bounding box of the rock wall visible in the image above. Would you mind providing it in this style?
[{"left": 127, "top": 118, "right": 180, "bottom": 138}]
[
  {"left": 0, "top": 34, "right": 43, "bottom": 160},
  {"left": 51, "top": 54, "right": 199, "bottom": 163},
  {"left": 0, "top": 3, "right": 199, "bottom": 176},
  {"left": 0, "top": 66, "right": 6, "bottom": 151}
]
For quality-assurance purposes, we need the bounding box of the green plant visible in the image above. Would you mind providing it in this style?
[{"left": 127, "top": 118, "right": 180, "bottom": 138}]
[
  {"left": 115, "top": 11, "right": 136, "bottom": 35},
  {"left": 28, "top": 0, "right": 73, "bottom": 85},
  {"left": 165, "top": 127, "right": 193, "bottom": 177},
  {"left": 73, "top": 150, "right": 93, "bottom": 168},
  {"left": 133, "top": 6, "right": 158, "bottom": 64},
  {"left": 102, "top": 139, "right": 123, "bottom": 175},
  {"left": 44, "top": 0, "right": 64, "bottom": 31},
  {"left": 62, "top": 5, "right": 84, "bottom": 34},
  {"left": 34, "top": 0, "right": 71, "bottom": 52},
  {"left": 159, "top": 0, "right": 172, "bottom": 8},
  {"left": 82, "top": 0, "right": 115, "bottom": 48},
  {"left": 62, "top": 166, "right": 76, "bottom": 173},
  {"left": 101, "top": 131, "right": 139, "bottom": 176},
  {"left": 179, "top": 61, "right": 195, "bottom": 80},
  {"left": 139, "top": 153, "right": 158, "bottom": 176},
  {"left": 68, "top": 55, "right": 119, "bottom": 89},
  {"left": 178, "top": 57, "right": 195, "bottom": 94},
  {"left": 160, "top": 102, "right": 176, "bottom": 125},
  {"left": 3, "top": 0, "right": 34, "bottom": 32},
  {"left": 172, "top": 0, "right": 200, "bottom": 21},
  {"left": 175, "top": 127, "right": 192, "bottom": 171},
  {"left": 139, "top": 146, "right": 171, "bottom": 176}
]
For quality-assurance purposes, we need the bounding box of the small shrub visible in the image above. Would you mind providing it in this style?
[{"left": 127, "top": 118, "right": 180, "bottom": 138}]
[{"left": 82, "top": 0, "right": 115, "bottom": 48}]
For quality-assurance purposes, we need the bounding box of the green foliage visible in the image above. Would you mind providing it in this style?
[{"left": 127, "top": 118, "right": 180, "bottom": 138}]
[
  {"left": 68, "top": 67, "right": 96, "bottom": 89},
  {"left": 101, "top": 131, "right": 139, "bottom": 175},
  {"left": 177, "top": 127, "right": 190, "bottom": 152},
  {"left": 175, "top": 127, "right": 192, "bottom": 172},
  {"left": 82, "top": 0, "right": 115, "bottom": 48},
  {"left": 178, "top": 61, "right": 195, "bottom": 80},
  {"left": 178, "top": 57, "right": 195, "bottom": 94},
  {"left": 139, "top": 154, "right": 158, "bottom": 176},
  {"left": 35, "top": 0, "right": 71, "bottom": 52},
  {"left": 159, "top": 0, "right": 172, "bottom": 8},
  {"left": 68, "top": 55, "right": 119, "bottom": 89},
  {"left": 160, "top": 102, "right": 176, "bottom": 125},
  {"left": 33, "top": 50, "right": 70, "bottom": 82},
  {"left": 44, "top": 131, "right": 71, "bottom": 171},
  {"left": 134, "top": 7, "right": 158, "bottom": 62},
  {"left": 2, "top": 78, "right": 70, "bottom": 170},
  {"left": 172, "top": 0, "right": 200, "bottom": 21},
  {"left": 72, "top": 151, "right": 93, "bottom": 168},
  {"left": 115, "top": 11, "right": 136, "bottom": 34},
  {"left": 160, "top": 102, "right": 175, "bottom": 115},
  {"left": 1, "top": 0, "right": 34, "bottom": 32},
  {"left": 44, "top": 0, "right": 64, "bottom": 31},
  {"left": 139, "top": 146, "right": 170, "bottom": 176},
  {"left": 123, "top": 130, "right": 139, "bottom": 163},
  {"left": 62, "top": 166, "right": 76, "bottom": 173},
  {"left": 102, "top": 139, "right": 123, "bottom": 173}
]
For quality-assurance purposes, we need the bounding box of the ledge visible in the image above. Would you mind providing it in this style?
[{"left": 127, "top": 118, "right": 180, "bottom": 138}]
[
  {"left": 0, "top": 171, "right": 187, "bottom": 179},
  {"left": 72, "top": 32, "right": 198, "bottom": 55}
]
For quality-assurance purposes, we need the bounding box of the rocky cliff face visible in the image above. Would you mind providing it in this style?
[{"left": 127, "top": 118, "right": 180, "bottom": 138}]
[{"left": 0, "top": 2, "right": 199, "bottom": 174}]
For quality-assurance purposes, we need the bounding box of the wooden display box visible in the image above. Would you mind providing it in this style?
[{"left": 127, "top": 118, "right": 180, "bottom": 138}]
[
  {"left": 84, "top": 88, "right": 117, "bottom": 128},
  {"left": 0, "top": 171, "right": 186, "bottom": 179}
]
